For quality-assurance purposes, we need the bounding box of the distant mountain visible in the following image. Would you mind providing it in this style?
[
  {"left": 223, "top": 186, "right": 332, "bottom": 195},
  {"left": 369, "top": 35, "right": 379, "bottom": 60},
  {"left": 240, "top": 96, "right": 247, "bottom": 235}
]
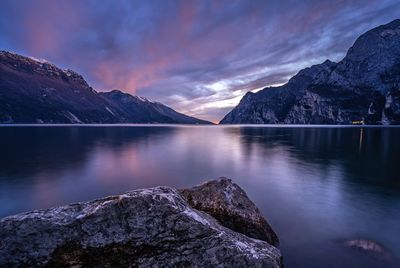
[
  {"left": 0, "top": 51, "right": 211, "bottom": 124},
  {"left": 220, "top": 19, "right": 400, "bottom": 125},
  {"left": 100, "top": 90, "right": 211, "bottom": 124}
]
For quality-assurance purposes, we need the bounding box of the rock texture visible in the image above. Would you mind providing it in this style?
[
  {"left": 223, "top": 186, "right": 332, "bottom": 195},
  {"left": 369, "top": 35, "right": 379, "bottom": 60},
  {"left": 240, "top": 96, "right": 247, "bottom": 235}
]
[
  {"left": 0, "top": 51, "right": 211, "bottom": 124},
  {"left": 180, "top": 177, "right": 279, "bottom": 246},
  {"left": 220, "top": 19, "right": 400, "bottom": 125},
  {"left": 0, "top": 180, "right": 281, "bottom": 267}
]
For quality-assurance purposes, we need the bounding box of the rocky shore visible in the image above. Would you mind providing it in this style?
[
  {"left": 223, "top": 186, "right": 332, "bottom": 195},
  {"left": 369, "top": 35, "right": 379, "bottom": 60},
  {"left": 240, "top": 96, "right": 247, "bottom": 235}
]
[{"left": 0, "top": 178, "right": 282, "bottom": 267}]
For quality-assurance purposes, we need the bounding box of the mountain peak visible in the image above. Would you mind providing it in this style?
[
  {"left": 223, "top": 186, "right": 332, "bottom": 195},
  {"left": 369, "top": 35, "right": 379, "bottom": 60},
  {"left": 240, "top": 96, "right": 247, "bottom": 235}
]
[
  {"left": 105, "top": 89, "right": 158, "bottom": 104},
  {"left": 220, "top": 19, "right": 400, "bottom": 125},
  {"left": 0, "top": 50, "right": 91, "bottom": 90},
  {"left": 343, "top": 19, "right": 400, "bottom": 63}
]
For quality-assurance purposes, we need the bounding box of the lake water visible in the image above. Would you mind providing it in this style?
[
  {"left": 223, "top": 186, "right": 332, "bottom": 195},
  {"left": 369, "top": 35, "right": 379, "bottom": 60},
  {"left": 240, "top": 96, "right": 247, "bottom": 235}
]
[{"left": 0, "top": 125, "right": 399, "bottom": 267}]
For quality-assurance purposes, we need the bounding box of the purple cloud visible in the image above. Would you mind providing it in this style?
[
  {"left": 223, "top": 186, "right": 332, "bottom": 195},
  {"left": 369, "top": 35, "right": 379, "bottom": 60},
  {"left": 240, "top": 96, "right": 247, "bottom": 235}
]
[{"left": 0, "top": 0, "right": 399, "bottom": 122}]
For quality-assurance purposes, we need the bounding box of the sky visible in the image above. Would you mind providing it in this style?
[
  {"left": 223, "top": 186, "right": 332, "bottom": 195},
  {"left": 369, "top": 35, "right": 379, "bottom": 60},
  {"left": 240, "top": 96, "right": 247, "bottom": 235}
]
[{"left": 0, "top": 0, "right": 399, "bottom": 122}]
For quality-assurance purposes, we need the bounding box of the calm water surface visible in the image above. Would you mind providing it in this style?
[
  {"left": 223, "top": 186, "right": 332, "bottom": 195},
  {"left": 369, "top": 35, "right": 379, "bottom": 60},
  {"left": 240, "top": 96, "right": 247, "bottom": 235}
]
[{"left": 0, "top": 125, "right": 399, "bottom": 267}]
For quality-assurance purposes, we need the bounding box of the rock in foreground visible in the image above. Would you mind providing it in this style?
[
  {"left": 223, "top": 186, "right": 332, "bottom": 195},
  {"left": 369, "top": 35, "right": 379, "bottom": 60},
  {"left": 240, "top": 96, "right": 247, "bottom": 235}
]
[
  {"left": 0, "top": 180, "right": 282, "bottom": 267},
  {"left": 180, "top": 177, "right": 279, "bottom": 246}
]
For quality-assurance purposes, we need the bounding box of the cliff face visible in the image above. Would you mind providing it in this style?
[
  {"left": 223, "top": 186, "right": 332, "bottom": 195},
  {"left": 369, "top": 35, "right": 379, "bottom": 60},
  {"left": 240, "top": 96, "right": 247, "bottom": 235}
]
[
  {"left": 0, "top": 51, "right": 211, "bottom": 124},
  {"left": 0, "top": 178, "right": 281, "bottom": 267},
  {"left": 220, "top": 19, "right": 400, "bottom": 125}
]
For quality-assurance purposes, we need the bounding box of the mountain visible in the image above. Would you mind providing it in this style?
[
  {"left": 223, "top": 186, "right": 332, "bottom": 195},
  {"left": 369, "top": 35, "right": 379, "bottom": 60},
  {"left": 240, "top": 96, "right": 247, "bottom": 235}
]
[
  {"left": 0, "top": 51, "right": 211, "bottom": 124},
  {"left": 100, "top": 90, "right": 211, "bottom": 124},
  {"left": 220, "top": 19, "right": 400, "bottom": 125}
]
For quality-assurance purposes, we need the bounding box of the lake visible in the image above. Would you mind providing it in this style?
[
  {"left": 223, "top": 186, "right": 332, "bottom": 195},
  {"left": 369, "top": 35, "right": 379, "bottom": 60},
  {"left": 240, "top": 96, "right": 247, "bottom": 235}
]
[{"left": 0, "top": 125, "right": 399, "bottom": 267}]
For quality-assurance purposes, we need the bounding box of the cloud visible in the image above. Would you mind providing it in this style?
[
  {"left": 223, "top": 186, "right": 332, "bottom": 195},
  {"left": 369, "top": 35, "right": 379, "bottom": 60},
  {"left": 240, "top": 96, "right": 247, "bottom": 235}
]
[{"left": 0, "top": 0, "right": 399, "bottom": 121}]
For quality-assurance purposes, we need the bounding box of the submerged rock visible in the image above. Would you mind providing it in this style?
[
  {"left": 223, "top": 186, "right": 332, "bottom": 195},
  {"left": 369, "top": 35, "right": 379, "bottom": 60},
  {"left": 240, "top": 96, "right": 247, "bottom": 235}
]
[
  {"left": 180, "top": 177, "right": 279, "bottom": 246},
  {"left": 0, "top": 180, "right": 282, "bottom": 267},
  {"left": 345, "top": 239, "right": 392, "bottom": 259}
]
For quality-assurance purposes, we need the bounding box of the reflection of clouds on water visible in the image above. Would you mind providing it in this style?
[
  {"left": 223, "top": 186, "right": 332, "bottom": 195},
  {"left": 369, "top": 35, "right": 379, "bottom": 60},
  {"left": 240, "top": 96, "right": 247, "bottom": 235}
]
[
  {"left": 0, "top": 126, "right": 399, "bottom": 268},
  {"left": 0, "top": 126, "right": 176, "bottom": 215},
  {"left": 0, "top": 126, "right": 175, "bottom": 178}
]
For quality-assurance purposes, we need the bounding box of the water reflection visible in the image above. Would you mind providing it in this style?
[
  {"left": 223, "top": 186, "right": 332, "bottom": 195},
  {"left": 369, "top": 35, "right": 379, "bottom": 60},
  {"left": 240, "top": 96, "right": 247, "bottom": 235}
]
[
  {"left": 0, "top": 126, "right": 399, "bottom": 268},
  {"left": 230, "top": 127, "right": 400, "bottom": 187},
  {"left": 228, "top": 127, "right": 400, "bottom": 267},
  {"left": 0, "top": 126, "right": 175, "bottom": 177}
]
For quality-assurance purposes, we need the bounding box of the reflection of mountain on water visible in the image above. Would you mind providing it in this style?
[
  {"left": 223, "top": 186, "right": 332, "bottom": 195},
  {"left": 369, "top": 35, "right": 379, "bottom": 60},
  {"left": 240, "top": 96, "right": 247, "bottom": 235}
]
[
  {"left": 0, "top": 126, "right": 175, "bottom": 178},
  {"left": 226, "top": 127, "right": 400, "bottom": 188}
]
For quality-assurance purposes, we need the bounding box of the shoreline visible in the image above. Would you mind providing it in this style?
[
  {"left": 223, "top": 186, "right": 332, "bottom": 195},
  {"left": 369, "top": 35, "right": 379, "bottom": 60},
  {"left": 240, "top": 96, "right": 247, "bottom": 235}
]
[{"left": 0, "top": 123, "right": 400, "bottom": 128}]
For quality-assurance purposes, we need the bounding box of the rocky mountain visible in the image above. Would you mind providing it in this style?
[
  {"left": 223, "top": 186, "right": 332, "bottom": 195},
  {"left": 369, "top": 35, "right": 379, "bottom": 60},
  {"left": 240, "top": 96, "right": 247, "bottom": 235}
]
[
  {"left": 0, "top": 51, "right": 211, "bottom": 124},
  {"left": 220, "top": 19, "right": 400, "bottom": 125},
  {"left": 100, "top": 90, "right": 211, "bottom": 124},
  {"left": 0, "top": 178, "right": 282, "bottom": 267}
]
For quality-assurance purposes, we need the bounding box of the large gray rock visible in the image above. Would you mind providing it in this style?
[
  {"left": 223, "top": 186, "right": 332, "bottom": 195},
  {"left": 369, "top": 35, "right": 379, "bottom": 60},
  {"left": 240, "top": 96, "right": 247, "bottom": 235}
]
[
  {"left": 0, "top": 182, "right": 282, "bottom": 267},
  {"left": 179, "top": 177, "right": 279, "bottom": 246}
]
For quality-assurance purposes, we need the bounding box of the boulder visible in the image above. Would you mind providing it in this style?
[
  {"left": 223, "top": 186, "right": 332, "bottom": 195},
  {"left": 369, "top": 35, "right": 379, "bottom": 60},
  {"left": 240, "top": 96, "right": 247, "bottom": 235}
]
[
  {"left": 0, "top": 181, "right": 282, "bottom": 267},
  {"left": 180, "top": 177, "right": 279, "bottom": 246}
]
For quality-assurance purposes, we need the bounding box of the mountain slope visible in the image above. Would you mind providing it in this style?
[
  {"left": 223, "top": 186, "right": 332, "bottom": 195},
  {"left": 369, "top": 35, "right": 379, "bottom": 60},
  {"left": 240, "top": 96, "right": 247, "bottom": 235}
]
[
  {"left": 220, "top": 19, "right": 400, "bottom": 125},
  {"left": 0, "top": 51, "right": 211, "bottom": 124},
  {"left": 100, "top": 90, "right": 211, "bottom": 124}
]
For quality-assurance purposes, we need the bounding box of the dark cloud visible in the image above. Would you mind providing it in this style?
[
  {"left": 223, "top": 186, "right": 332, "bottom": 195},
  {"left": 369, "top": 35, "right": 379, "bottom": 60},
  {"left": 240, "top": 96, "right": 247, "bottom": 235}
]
[{"left": 0, "top": 0, "right": 399, "bottom": 122}]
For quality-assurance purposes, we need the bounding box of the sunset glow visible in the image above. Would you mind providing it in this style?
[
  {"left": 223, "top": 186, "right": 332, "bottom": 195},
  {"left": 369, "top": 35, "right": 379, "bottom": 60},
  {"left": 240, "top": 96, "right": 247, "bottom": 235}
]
[{"left": 0, "top": 0, "right": 399, "bottom": 122}]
